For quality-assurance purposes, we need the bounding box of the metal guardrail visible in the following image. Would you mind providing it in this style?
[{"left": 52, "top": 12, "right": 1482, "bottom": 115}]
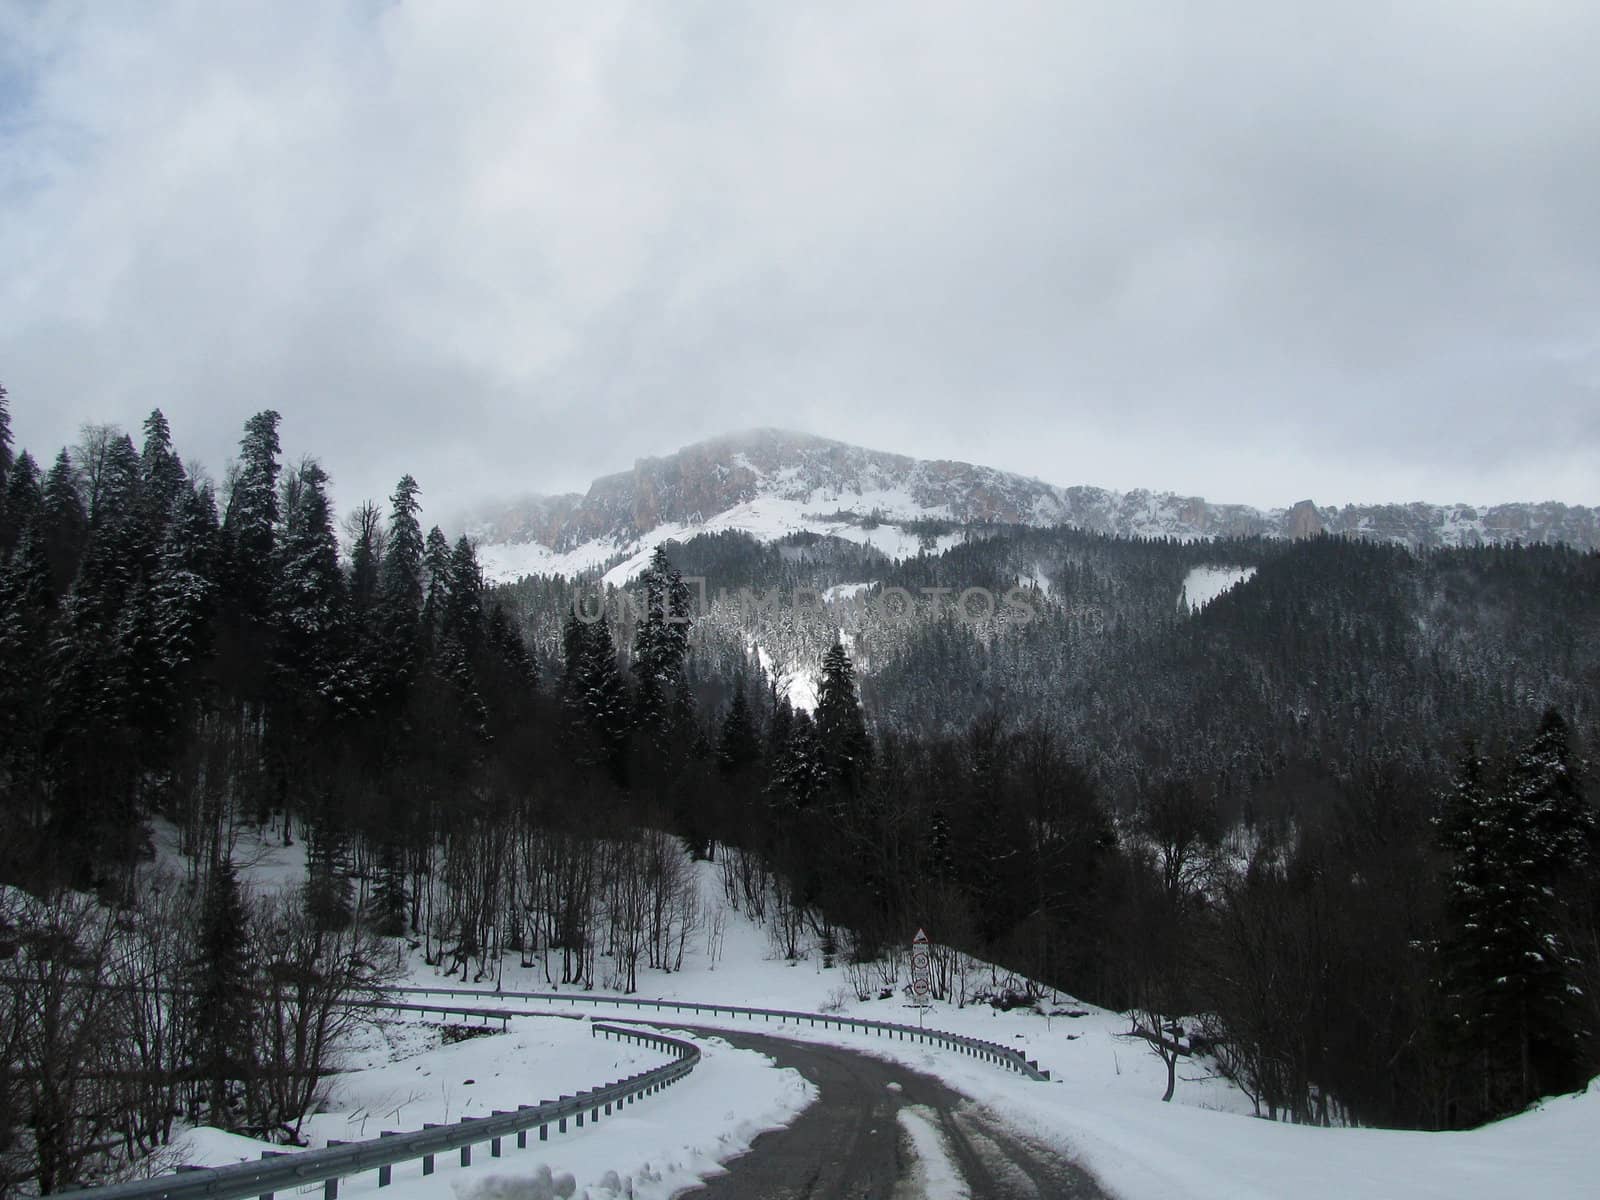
[
  {"left": 79, "top": 1021, "right": 697, "bottom": 1200},
  {"left": 75, "top": 983, "right": 1050, "bottom": 1199},
  {"left": 350, "top": 999, "right": 521, "bottom": 1030},
  {"left": 0, "top": 977, "right": 1049, "bottom": 1078},
  {"left": 393, "top": 985, "right": 1053, "bottom": 1082}
]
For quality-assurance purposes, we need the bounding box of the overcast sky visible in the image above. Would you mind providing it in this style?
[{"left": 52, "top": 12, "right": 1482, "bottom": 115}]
[{"left": 2, "top": 1, "right": 1597, "bottom": 519}]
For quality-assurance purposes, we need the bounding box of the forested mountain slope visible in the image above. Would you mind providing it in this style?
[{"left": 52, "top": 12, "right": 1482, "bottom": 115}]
[{"left": 1, "top": 388, "right": 1596, "bottom": 1179}]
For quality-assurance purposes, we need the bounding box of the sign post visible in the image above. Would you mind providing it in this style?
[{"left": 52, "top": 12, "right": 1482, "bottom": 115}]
[{"left": 909, "top": 928, "right": 933, "bottom": 1023}]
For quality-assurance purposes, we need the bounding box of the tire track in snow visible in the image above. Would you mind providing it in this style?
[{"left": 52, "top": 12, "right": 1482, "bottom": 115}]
[
  {"left": 894, "top": 1105, "right": 970, "bottom": 1200},
  {"left": 668, "top": 1026, "right": 1108, "bottom": 1199}
]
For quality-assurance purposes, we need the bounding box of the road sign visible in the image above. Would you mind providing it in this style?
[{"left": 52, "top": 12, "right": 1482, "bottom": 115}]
[{"left": 910, "top": 928, "right": 932, "bottom": 1007}]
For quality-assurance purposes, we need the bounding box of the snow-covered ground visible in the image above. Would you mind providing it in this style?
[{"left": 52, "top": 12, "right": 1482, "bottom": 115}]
[
  {"left": 147, "top": 817, "right": 309, "bottom": 890},
  {"left": 475, "top": 494, "right": 963, "bottom": 585},
  {"left": 172, "top": 1015, "right": 813, "bottom": 1200},
  {"left": 151, "top": 833, "right": 1599, "bottom": 1199},
  {"left": 397, "top": 860, "right": 1600, "bottom": 1200},
  {"left": 1178, "top": 564, "right": 1256, "bottom": 613}
]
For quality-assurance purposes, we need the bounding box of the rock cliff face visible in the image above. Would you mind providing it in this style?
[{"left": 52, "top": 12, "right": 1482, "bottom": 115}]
[
  {"left": 463, "top": 429, "right": 1600, "bottom": 576},
  {"left": 1287, "top": 500, "right": 1325, "bottom": 540}
]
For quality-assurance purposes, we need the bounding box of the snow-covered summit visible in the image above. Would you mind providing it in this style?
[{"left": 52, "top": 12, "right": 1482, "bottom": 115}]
[{"left": 462, "top": 429, "right": 1600, "bottom": 583}]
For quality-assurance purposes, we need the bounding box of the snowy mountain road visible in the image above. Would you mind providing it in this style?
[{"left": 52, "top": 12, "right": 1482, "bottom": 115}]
[{"left": 666, "top": 1026, "right": 1108, "bottom": 1200}]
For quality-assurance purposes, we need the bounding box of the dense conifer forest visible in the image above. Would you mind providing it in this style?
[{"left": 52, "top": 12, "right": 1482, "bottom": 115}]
[{"left": 0, "top": 386, "right": 1596, "bottom": 1190}]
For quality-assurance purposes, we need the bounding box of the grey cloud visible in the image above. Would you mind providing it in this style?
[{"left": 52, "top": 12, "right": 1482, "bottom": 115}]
[{"left": 1, "top": 0, "right": 1596, "bottom": 519}]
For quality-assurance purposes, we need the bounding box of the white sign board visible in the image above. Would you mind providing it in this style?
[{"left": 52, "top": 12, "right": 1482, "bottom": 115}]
[{"left": 910, "top": 927, "right": 932, "bottom": 1007}]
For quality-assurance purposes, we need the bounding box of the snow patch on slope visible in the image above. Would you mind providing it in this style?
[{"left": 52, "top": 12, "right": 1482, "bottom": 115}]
[
  {"left": 479, "top": 497, "right": 962, "bottom": 585},
  {"left": 752, "top": 641, "right": 821, "bottom": 713},
  {"left": 1178, "top": 565, "right": 1256, "bottom": 613}
]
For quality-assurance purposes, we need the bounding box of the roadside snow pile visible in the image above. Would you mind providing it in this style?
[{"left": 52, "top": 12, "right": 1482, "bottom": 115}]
[
  {"left": 169, "top": 1015, "right": 813, "bottom": 1200},
  {"left": 1013, "top": 1071, "right": 1600, "bottom": 1200}
]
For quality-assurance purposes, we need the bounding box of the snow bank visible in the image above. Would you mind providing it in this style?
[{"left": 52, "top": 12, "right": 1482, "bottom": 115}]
[{"left": 171, "top": 1013, "right": 813, "bottom": 1200}]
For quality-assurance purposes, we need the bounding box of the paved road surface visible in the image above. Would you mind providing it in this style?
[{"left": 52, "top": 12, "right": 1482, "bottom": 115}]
[{"left": 664, "top": 1025, "right": 1110, "bottom": 1200}]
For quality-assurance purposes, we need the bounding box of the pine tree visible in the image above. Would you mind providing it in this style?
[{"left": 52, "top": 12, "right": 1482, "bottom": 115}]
[
  {"left": 770, "top": 709, "right": 827, "bottom": 810},
  {"left": 220, "top": 410, "right": 281, "bottom": 621},
  {"left": 132, "top": 483, "right": 220, "bottom": 775},
  {"left": 136, "top": 409, "right": 186, "bottom": 562},
  {"left": 303, "top": 815, "right": 355, "bottom": 931},
  {"left": 0, "top": 381, "right": 11, "bottom": 502},
  {"left": 442, "top": 536, "right": 484, "bottom": 654},
  {"left": 376, "top": 475, "right": 425, "bottom": 705},
  {"left": 571, "top": 614, "right": 631, "bottom": 778},
  {"left": 271, "top": 459, "right": 348, "bottom": 704},
  {"left": 487, "top": 602, "right": 537, "bottom": 693},
  {"left": 47, "top": 435, "right": 142, "bottom": 791},
  {"left": 717, "top": 683, "right": 762, "bottom": 776},
  {"left": 43, "top": 438, "right": 146, "bottom": 882},
  {"left": 815, "top": 642, "right": 872, "bottom": 797},
  {"left": 372, "top": 838, "right": 408, "bottom": 936},
  {"left": 191, "top": 856, "right": 253, "bottom": 1122},
  {"left": 437, "top": 536, "right": 488, "bottom": 739},
  {"left": 631, "top": 546, "right": 693, "bottom": 745},
  {"left": 1498, "top": 710, "right": 1595, "bottom": 1095},
  {"left": 420, "top": 525, "right": 452, "bottom": 646},
  {"left": 111, "top": 575, "right": 165, "bottom": 778},
  {"left": 1, "top": 450, "right": 41, "bottom": 558},
  {"left": 1437, "top": 714, "right": 1596, "bottom": 1123},
  {"left": 40, "top": 450, "right": 88, "bottom": 598},
  {"left": 560, "top": 608, "right": 593, "bottom": 745},
  {"left": 0, "top": 506, "right": 54, "bottom": 872},
  {"left": 72, "top": 435, "right": 143, "bottom": 622}
]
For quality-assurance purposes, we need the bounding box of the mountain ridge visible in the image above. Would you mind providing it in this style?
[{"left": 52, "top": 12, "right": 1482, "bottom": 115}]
[{"left": 461, "top": 428, "right": 1600, "bottom": 581}]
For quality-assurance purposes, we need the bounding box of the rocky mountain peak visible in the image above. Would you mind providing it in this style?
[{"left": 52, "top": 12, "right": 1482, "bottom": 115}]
[{"left": 460, "top": 431, "right": 1600, "bottom": 582}]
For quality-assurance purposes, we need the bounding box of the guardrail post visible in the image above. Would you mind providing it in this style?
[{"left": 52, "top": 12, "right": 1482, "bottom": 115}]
[
  {"left": 256, "top": 1148, "right": 288, "bottom": 1200},
  {"left": 422, "top": 1123, "right": 440, "bottom": 1175},
  {"left": 323, "top": 1179, "right": 338, "bottom": 1200},
  {"left": 460, "top": 1144, "right": 471, "bottom": 1167},
  {"left": 377, "top": 1132, "right": 398, "bottom": 1186}
]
